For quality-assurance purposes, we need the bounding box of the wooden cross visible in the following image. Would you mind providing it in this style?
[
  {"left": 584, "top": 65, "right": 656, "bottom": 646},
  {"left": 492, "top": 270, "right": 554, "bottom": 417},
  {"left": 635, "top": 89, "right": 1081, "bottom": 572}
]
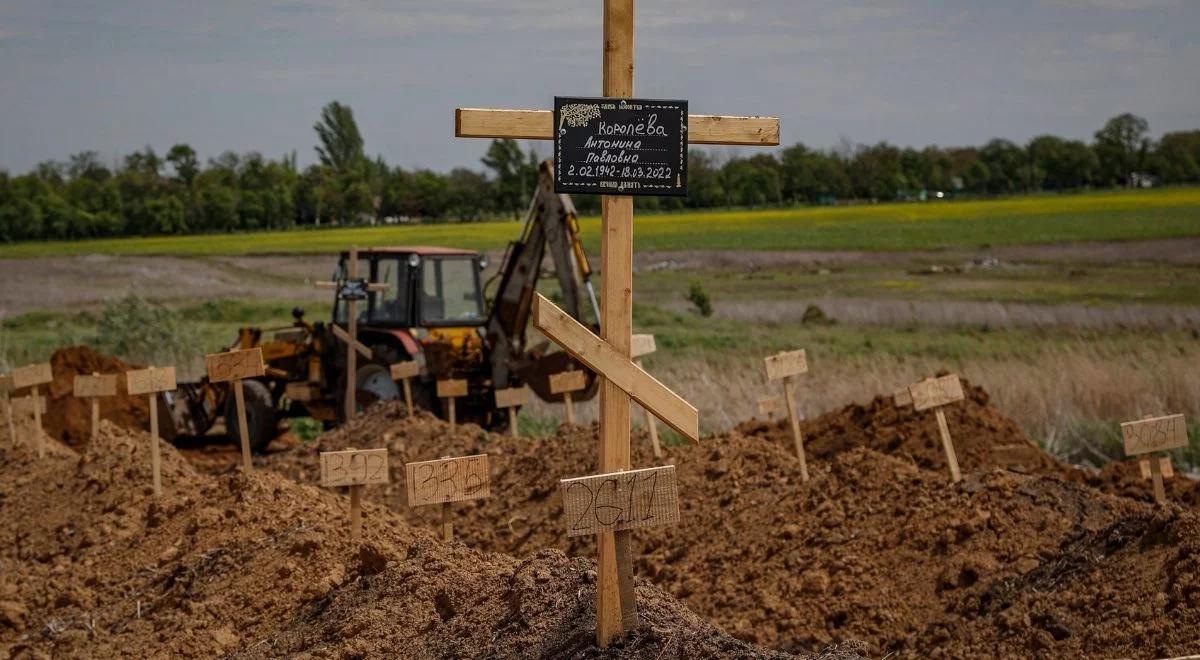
[
  {"left": 436, "top": 379, "right": 468, "bottom": 427},
  {"left": 73, "top": 372, "right": 118, "bottom": 440},
  {"left": 315, "top": 246, "right": 389, "bottom": 421},
  {"left": 455, "top": 3, "right": 777, "bottom": 642},
  {"left": 320, "top": 447, "right": 389, "bottom": 541},
  {"left": 390, "top": 360, "right": 420, "bottom": 416},
  {"left": 908, "top": 374, "right": 966, "bottom": 483},
  {"left": 11, "top": 363, "right": 52, "bottom": 458},
  {"left": 1121, "top": 413, "right": 1187, "bottom": 505},
  {"left": 764, "top": 349, "right": 810, "bottom": 481},
  {"left": 494, "top": 386, "right": 530, "bottom": 437},
  {"left": 126, "top": 366, "right": 177, "bottom": 497},
  {"left": 549, "top": 369, "right": 588, "bottom": 425},
  {"left": 630, "top": 334, "right": 662, "bottom": 459},
  {"left": 205, "top": 347, "right": 266, "bottom": 471},
  {"left": 0, "top": 373, "right": 14, "bottom": 449}
]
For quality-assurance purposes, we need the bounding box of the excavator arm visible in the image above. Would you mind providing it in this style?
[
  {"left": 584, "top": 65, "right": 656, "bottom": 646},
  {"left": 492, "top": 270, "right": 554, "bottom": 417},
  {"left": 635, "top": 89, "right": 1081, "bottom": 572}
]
[{"left": 485, "top": 159, "right": 601, "bottom": 401}]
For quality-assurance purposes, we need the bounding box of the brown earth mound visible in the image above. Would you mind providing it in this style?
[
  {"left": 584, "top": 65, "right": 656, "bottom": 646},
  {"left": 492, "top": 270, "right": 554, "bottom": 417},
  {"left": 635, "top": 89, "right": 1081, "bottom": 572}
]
[
  {"left": 0, "top": 422, "right": 842, "bottom": 659},
  {"left": 258, "top": 399, "right": 1200, "bottom": 657},
  {"left": 43, "top": 346, "right": 149, "bottom": 448}
]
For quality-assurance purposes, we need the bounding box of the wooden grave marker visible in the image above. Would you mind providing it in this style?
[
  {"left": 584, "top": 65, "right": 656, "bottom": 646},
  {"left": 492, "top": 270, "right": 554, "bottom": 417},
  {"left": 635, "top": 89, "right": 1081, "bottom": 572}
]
[
  {"left": 758, "top": 394, "right": 784, "bottom": 421},
  {"left": 0, "top": 374, "right": 14, "bottom": 448},
  {"left": 562, "top": 465, "right": 679, "bottom": 537},
  {"left": 1139, "top": 456, "right": 1175, "bottom": 480},
  {"left": 205, "top": 347, "right": 266, "bottom": 471},
  {"left": 73, "top": 373, "right": 118, "bottom": 440},
  {"left": 456, "top": 0, "right": 778, "bottom": 642},
  {"left": 1121, "top": 413, "right": 1188, "bottom": 505},
  {"left": 764, "top": 349, "right": 810, "bottom": 481},
  {"left": 10, "top": 394, "right": 46, "bottom": 449},
  {"left": 437, "top": 379, "right": 468, "bottom": 427},
  {"left": 12, "top": 363, "right": 52, "bottom": 458},
  {"left": 494, "top": 386, "right": 530, "bottom": 437},
  {"left": 126, "top": 366, "right": 177, "bottom": 497},
  {"left": 405, "top": 454, "right": 490, "bottom": 541},
  {"left": 320, "top": 447, "right": 389, "bottom": 541},
  {"left": 390, "top": 360, "right": 420, "bottom": 416},
  {"left": 630, "top": 334, "right": 663, "bottom": 459},
  {"left": 549, "top": 369, "right": 588, "bottom": 426},
  {"left": 893, "top": 387, "right": 913, "bottom": 407},
  {"left": 908, "top": 374, "right": 966, "bottom": 483},
  {"left": 315, "top": 246, "right": 389, "bottom": 421}
]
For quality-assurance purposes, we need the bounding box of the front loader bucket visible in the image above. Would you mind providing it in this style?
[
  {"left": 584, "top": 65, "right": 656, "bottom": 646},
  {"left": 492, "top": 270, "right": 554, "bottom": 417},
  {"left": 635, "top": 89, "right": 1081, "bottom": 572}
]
[{"left": 516, "top": 351, "right": 599, "bottom": 403}]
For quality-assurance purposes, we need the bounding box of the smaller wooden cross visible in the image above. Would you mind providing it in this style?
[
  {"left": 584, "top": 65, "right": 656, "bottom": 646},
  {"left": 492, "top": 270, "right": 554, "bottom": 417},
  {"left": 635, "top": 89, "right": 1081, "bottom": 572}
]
[
  {"left": 1121, "top": 413, "right": 1187, "bottom": 505},
  {"left": 73, "top": 372, "right": 118, "bottom": 440},
  {"left": 908, "top": 374, "right": 966, "bottom": 483},
  {"left": 436, "top": 379, "right": 468, "bottom": 427},
  {"left": 494, "top": 386, "right": 530, "bottom": 437},
  {"left": 630, "top": 334, "right": 662, "bottom": 458},
  {"left": 764, "top": 349, "right": 810, "bottom": 481},
  {"left": 390, "top": 360, "right": 420, "bottom": 416},
  {"left": 315, "top": 246, "right": 390, "bottom": 421},
  {"left": 549, "top": 369, "right": 588, "bottom": 426},
  {"left": 405, "top": 454, "right": 490, "bottom": 542},
  {"left": 205, "top": 347, "right": 267, "bottom": 471},
  {"left": 126, "top": 366, "right": 177, "bottom": 497},
  {"left": 11, "top": 363, "right": 52, "bottom": 458},
  {"left": 321, "top": 447, "right": 389, "bottom": 541}
]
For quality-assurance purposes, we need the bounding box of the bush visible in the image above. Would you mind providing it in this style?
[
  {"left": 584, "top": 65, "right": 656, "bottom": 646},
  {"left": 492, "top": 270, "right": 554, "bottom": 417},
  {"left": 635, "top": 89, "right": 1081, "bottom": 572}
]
[
  {"left": 686, "top": 283, "right": 713, "bottom": 317},
  {"left": 92, "top": 294, "right": 199, "bottom": 366}
]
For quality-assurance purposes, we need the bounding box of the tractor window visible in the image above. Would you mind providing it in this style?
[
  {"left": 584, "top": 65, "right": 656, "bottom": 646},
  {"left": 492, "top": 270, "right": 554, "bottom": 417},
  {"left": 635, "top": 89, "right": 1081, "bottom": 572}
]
[
  {"left": 420, "top": 257, "right": 484, "bottom": 324},
  {"left": 370, "top": 258, "right": 413, "bottom": 324}
]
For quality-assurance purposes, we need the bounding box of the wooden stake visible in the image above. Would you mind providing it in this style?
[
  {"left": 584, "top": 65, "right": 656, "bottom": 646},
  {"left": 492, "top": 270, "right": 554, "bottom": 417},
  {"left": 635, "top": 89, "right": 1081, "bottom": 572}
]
[
  {"left": 446, "top": 397, "right": 456, "bottom": 427},
  {"left": 935, "top": 407, "right": 962, "bottom": 483},
  {"left": 149, "top": 392, "right": 162, "bottom": 497},
  {"left": 345, "top": 246, "right": 359, "bottom": 422},
  {"left": 3, "top": 392, "right": 13, "bottom": 449},
  {"left": 350, "top": 483, "right": 363, "bottom": 541},
  {"left": 31, "top": 384, "right": 43, "bottom": 459},
  {"left": 89, "top": 371, "right": 100, "bottom": 439},
  {"left": 441, "top": 501, "right": 453, "bottom": 542},
  {"left": 782, "top": 376, "right": 809, "bottom": 482},
  {"left": 509, "top": 407, "right": 519, "bottom": 437},
  {"left": 564, "top": 391, "right": 576, "bottom": 425},
  {"left": 402, "top": 378, "right": 414, "bottom": 416},
  {"left": 232, "top": 379, "right": 252, "bottom": 471},
  {"left": 1148, "top": 452, "right": 1167, "bottom": 505}
]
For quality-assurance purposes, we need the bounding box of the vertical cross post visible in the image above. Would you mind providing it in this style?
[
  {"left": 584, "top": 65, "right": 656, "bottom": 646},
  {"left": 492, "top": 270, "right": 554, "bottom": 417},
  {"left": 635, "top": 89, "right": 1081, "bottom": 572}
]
[
  {"left": 345, "top": 247, "right": 360, "bottom": 422},
  {"left": 90, "top": 372, "right": 101, "bottom": 439}
]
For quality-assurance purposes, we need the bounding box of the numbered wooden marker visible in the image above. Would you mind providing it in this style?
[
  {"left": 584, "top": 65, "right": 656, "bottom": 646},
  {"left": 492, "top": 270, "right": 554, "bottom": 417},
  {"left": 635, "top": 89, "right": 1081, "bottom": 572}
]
[
  {"left": 909, "top": 374, "right": 967, "bottom": 483},
  {"left": 315, "top": 247, "right": 389, "bottom": 421},
  {"left": 1121, "top": 413, "right": 1187, "bottom": 505},
  {"left": 561, "top": 465, "right": 679, "bottom": 538},
  {"left": 126, "top": 366, "right": 176, "bottom": 497},
  {"left": 10, "top": 394, "right": 46, "bottom": 449},
  {"left": 390, "top": 360, "right": 420, "bottom": 416},
  {"left": 630, "top": 334, "right": 662, "bottom": 459},
  {"left": 405, "top": 454, "right": 490, "bottom": 542},
  {"left": 893, "top": 388, "right": 913, "bottom": 407},
  {"left": 73, "top": 373, "right": 118, "bottom": 440},
  {"left": 765, "top": 349, "right": 810, "bottom": 481},
  {"left": 757, "top": 394, "right": 784, "bottom": 420},
  {"left": 436, "top": 379, "right": 468, "bottom": 427},
  {"left": 0, "top": 374, "right": 14, "bottom": 449},
  {"left": 494, "top": 386, "right": 530, "bottom": 437},
  {"left": 550, "top": 369, "right": 588, "bottom": 426},
  {"left": 320, "top": 447, "right": 390, "bottom": 541},
  {"left": 12, "top": 363, "right": 52, "bottom": 458},
  {"left": 205, "top": 347, "right": 266, "bottom": 471}
]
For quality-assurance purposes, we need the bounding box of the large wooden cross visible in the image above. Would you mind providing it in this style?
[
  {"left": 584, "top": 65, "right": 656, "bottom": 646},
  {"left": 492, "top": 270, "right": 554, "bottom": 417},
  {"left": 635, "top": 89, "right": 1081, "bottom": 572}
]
[
  {"left": 316, "top": 247, "right": 389, "bottom": 421},
  {"left": 455, "top": 1, "right": 778, "bottom": 645}
]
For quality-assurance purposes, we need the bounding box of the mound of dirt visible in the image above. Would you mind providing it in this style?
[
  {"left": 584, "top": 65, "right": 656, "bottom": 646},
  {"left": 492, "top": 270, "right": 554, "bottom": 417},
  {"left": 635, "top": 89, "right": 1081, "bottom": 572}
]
[
  {"left": 258, "top": 399, "right": 1200, "bottom": 657},
  {"left": 43, "top": 346, "right": 149, "bottom": 448},
  {"left": 0, "top": 422, "right": 839, "bottom": 659}
]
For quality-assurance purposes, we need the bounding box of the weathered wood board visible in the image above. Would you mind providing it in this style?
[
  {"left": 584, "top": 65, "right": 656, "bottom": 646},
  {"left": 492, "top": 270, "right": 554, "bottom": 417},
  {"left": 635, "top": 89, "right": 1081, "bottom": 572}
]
[
  {"left": 405, "top": 454, "right": 490, "bottom": 506},
  {"left": 757, "top": 395, "right": 784, "bottom": 415},
  {"left": 320, "top": 448, "right": 390, "bottom": 488},
  {"left": 561, "top": 465, "right": 679, "bottom": 538},
  {"left": 12, "top": 363, "right": 52, "bottom": 390},
  {"left": 495, "top": 386, "right": 530, "bottom": 409},
  {"left": 0, "top": 374, "right": 13, "bottom": 393},
  {"left": 1122, "top": 413, "right": 1188, "bottom": 456},
  {"left": 436, "top": 379, "right": 468, "bottom": 399},
  {"left": 391, "top": 361, "right": 420, "bottom": 380},
  {"left": 11, "top": 395, "right": 46, "bottom": 417},
  {"left": 909, "top": 375, "right": 965, "bottom": 411},
  {"left": 126, "top": 367, "right": 177, "bottom": 395},
  {"left": 549, "top": 370, "right": 588, "bottom": 394},
  {"left": 1140, "top": 456, "right": 1175, "bottom": 479},
  {"left": 630, "top": 334, "right": 656, "bottom": 359},
  {"left": 893, "top": 388, "right": 913, "bottom": 407},
  {"left": 764, "top": 350, "right": 807, "bottom": 381},
  {"left": 205, "top": 347, "right": 266, "bottom": 383},
  {"left": 74, "top": 374, "right": 118, "bottom": 399}
]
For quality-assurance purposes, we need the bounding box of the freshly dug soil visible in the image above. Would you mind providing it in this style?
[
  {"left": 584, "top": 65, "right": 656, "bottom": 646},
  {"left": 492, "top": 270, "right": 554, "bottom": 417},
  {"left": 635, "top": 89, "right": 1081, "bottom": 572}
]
[
  {"left": 42, "top": 346, "right": 150, "bottom": 449},
  {"left": 0, "top": 423, "right": 842, "bottom": 659},
  {"left": 258, "top": 395, "right": 1200, "bottom": 658}
]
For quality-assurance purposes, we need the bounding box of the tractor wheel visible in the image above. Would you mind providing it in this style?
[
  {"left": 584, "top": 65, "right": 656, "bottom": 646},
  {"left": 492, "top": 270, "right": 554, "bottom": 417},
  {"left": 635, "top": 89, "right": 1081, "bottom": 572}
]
[
  {"left": 225, "top": 380, "right": 278, "bottom": 452},
  {"left": 337, "top": 362, "right": 401, "bottom": 422}
]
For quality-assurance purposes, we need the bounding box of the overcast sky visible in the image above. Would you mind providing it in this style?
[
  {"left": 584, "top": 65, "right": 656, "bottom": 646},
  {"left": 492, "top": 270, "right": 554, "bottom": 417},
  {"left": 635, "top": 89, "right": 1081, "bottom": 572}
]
[{"left": 1, "top": 0, "right": 1198, "bottom": 174}]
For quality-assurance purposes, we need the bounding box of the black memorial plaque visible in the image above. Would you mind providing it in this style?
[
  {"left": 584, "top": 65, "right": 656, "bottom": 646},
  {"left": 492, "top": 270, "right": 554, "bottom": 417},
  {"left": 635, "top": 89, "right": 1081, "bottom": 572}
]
[{"left": 554, "top": 97, "right": 687, "bottom": 197}]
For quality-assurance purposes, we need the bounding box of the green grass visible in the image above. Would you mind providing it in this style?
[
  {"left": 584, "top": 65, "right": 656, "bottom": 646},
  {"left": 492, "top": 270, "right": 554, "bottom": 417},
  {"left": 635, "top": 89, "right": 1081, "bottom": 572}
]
[{"left": 2, "top": 187, "right": 1198, "bottom": 258}]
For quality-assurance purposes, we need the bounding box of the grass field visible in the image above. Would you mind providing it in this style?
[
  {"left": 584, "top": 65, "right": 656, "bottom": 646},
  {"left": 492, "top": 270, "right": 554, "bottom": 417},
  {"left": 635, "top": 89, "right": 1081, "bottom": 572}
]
[{"left": 1, "top": 187, "right": 1198, "bottom": 258}]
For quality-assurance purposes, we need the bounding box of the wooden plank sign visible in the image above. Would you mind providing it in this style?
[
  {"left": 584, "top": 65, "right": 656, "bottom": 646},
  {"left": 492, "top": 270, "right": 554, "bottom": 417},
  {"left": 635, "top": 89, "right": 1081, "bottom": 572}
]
[
  {"left": 550, "top": 369, "right": 588, "bottom": 426},
  {"left": 126, "top": 366, "right": 176, "bottom": 497},
  {"left": 909, "top": 375, "right": 965, "bottom": 412},
  {"left": 437, "top": 378, "right": 468, "bottom": 427},
  {"left": 764, "top": 349, "right": 807, "bottom": 381},
  {"left": 205, "top": 348, "right": 265, "bottom": 471},
  {"left": 630, "top": 334, "right": 656, "bottom": 360},
  {"left": 494, "top": 386, "right": 530, "bottom": 437},
  {"left": 405, "top": 454, "right": 490, "bottom": 543},
  {"left": 763, "top": 349, "right": 810, "bottom": 481},
  {"left": 11, "top": 363, "right": 52, "bottom": 390},
  {"left": 320, "top": 447, "right": 390, "bottom": 541},
  {"left": 390, "top": 360, "right": 420, "bottom": 416},
  {"left": 1121, "top": 414, "right": 1188, "bottom": 456},
  {"left": 561, "top": 465, "right": 679, "bottom": 538},
  {"left": 74, "top": 373, "right": 118, "bottom": 440}
]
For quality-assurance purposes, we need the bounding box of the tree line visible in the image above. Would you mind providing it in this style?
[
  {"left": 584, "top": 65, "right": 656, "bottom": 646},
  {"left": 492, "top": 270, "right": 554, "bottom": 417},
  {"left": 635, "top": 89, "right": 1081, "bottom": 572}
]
[{"left": 1, "top": 104, "right": 1198, "bottom": 242}]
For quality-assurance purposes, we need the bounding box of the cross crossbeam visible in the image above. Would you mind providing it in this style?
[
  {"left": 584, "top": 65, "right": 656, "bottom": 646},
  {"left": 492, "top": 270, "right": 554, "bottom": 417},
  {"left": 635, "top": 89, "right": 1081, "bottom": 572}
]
[{"left": 455, "top": 108, "right": 779, "bottom": 146}]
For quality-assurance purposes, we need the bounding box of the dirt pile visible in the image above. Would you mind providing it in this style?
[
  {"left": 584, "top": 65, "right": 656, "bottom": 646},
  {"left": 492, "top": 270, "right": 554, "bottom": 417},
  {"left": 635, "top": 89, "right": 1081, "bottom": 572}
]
[
  {"left": 42, "top": 346, "right": 150, "bottom": 448},
  {"left": 0, "top": 422, "right": 838, "bottom": 658},
  {"left": 258, "top": 399, "right": 1200, "bottom": 657}
]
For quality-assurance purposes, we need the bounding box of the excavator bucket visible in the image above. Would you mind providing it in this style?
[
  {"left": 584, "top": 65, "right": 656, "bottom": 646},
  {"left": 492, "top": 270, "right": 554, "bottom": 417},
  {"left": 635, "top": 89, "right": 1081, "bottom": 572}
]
[{"left": 514, "top": 350, "right": 599, "bottom": 403}]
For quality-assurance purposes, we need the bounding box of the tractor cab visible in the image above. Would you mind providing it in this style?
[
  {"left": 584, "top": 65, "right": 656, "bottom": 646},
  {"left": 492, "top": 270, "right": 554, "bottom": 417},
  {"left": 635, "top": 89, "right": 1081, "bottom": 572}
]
[{"left": 331, "top": 247, "right": 488, "bottom": 330}]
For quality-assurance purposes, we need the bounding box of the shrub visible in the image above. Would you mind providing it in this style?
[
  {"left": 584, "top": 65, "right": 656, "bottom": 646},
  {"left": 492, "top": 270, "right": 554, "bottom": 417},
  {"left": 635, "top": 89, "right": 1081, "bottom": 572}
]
[
  {"left": 686, "top": 283, "right": 713, "bottom": 317},
  {"left": 92, "top": 294, "right": 199, "bottom": 366}
]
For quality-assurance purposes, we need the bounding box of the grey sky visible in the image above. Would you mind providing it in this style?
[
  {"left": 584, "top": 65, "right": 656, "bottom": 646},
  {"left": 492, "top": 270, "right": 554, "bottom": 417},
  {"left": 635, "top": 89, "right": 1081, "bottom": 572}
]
[{"left": 1, "top": 0, "right": 1197, "bottom": 174}]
